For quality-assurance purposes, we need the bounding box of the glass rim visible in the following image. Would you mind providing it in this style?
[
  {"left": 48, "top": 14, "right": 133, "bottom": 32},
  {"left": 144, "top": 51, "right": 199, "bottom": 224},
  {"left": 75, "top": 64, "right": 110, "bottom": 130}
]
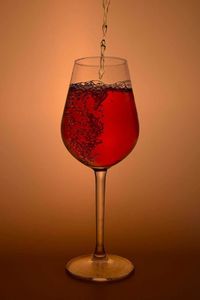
[{"left": 74, "top": 56, "right": 127, "bottom": 67}]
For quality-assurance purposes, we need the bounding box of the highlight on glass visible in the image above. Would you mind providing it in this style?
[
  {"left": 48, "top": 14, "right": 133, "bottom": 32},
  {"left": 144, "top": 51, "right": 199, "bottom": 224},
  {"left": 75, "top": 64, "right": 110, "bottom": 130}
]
[{"left": 61, "top": 56, "right": 139, "bottom": 281}]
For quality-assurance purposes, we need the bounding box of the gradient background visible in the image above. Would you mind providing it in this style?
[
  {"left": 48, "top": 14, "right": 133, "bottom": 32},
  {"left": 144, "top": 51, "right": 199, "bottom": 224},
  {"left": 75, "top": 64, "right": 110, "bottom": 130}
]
[{"left": 0, "top": 0, "right": 200, "bottom": 299}]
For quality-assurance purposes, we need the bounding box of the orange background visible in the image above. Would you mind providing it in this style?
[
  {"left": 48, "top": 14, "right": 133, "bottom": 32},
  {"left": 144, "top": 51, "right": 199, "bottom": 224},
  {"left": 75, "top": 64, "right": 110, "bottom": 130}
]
[{"left": 1, "top": 0, "right": 200, "bottom": 261}]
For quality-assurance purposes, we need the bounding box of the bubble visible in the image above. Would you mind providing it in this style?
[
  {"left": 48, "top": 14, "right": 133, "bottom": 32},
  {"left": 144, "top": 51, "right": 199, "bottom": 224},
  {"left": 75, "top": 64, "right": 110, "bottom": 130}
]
[{"left": 62, "top": 81, "right": 133, "bottom": 166}]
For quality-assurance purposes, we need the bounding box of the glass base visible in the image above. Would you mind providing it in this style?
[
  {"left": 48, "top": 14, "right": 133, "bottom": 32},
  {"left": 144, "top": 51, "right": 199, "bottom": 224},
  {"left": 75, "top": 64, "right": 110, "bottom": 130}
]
[{"left": 66, "top": 254, "right": 134, "bottom": 282}]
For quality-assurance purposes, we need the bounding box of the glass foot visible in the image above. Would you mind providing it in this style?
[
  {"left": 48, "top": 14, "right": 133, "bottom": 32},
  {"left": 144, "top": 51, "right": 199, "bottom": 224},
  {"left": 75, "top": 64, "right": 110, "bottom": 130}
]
[{"left": 66, "top": 254, "right": 134, "bottom": 282}]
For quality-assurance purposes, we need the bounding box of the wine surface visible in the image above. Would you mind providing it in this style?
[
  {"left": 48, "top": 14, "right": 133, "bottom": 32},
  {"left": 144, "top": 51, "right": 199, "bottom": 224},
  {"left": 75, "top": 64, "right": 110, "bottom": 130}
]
[{"left": 61, "top": 81, "right": 139, "bottom": 168}]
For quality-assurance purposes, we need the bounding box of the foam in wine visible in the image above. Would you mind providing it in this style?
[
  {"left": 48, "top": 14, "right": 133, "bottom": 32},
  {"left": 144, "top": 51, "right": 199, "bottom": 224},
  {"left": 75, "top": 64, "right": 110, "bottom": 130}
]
[{"left": 61, "top": 81, "right": 139, "bottom": 168}]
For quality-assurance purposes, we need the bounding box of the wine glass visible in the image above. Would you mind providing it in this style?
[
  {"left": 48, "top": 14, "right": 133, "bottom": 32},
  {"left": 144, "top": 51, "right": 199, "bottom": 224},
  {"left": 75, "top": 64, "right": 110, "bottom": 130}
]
[{"left": 61, "top": 56, "right": 139, "bottom": 281}]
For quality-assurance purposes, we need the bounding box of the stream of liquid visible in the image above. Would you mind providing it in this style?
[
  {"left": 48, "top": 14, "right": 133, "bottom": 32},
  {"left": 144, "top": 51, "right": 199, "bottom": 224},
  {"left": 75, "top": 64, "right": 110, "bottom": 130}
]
[{"left": 99, "top": 0, "right": 111, "bottom": 80}]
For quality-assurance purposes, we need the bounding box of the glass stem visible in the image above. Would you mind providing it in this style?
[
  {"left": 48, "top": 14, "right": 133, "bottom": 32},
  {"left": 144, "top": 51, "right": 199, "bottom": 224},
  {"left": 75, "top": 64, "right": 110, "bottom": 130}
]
[{"left": 93, "top": 169, "right": 107, "bottom": 259}]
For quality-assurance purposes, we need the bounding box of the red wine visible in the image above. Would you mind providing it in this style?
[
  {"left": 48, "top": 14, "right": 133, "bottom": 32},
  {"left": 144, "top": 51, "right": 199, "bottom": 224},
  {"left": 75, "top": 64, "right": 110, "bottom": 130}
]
[{"left": 61, "top": 81, "right": 139, "bottom": 168}]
